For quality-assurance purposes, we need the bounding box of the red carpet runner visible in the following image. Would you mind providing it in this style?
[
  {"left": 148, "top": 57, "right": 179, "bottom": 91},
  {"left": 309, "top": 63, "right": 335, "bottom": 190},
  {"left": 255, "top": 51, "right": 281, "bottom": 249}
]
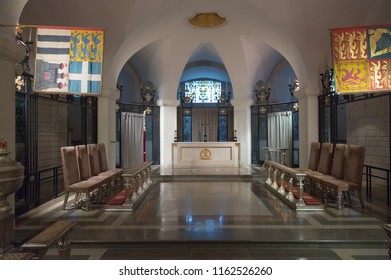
[
  {"left": 278, "top": 180, "right": 321, "bottom": 205},
  {"left": 107, "top": 190, "right": 126, "bottom": 205}
]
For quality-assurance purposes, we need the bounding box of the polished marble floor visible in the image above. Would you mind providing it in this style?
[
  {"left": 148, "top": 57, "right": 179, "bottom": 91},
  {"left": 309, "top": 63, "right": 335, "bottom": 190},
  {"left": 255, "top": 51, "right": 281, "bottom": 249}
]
[{"left": 13, "top": 165, "right": 391, "bottom": 260}]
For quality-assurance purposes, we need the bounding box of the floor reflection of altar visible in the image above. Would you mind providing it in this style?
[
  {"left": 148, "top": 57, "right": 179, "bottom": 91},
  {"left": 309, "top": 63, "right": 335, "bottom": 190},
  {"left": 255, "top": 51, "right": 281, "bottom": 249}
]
[{"left": 172, "top": 142, "right": 240, "bottom": 168}]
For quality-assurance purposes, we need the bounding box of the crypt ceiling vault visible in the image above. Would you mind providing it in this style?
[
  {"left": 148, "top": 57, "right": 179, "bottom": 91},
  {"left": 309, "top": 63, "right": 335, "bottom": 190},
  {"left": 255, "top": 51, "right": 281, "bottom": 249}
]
[{"left": 3, "top": 0, "right": 391, "bottom": 103}]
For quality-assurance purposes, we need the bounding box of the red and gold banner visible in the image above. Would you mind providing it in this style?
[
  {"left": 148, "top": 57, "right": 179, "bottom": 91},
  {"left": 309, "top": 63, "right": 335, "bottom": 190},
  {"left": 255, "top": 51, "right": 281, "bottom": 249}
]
[{"left": 331, "top": 24, "right": 391, "bottom": 93}]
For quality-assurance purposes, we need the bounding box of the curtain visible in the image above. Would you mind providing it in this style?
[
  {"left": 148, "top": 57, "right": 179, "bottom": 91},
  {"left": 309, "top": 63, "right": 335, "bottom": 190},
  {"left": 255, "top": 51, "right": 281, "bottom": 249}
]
[
  {"left": 121, "top": 112, "right": 144, "bottom": 169},
  {"left": 191, "top": 108, "right": 218, "bottom": 142},
  {"left": 267, "top": 111, "right": 292, "bottom": 166}
]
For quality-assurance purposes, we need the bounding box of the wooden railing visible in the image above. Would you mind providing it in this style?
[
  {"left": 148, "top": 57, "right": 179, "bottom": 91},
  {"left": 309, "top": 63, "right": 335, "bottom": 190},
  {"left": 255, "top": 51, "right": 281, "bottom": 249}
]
[
  {"left": 105, "top": 161, "right": 153, "bottom": 212},
  {"left": 21, "top": 219, "right": 78, "bottom": 259},
  {"left": 264, "top": 160, "right": 324, "bottom": 211}
]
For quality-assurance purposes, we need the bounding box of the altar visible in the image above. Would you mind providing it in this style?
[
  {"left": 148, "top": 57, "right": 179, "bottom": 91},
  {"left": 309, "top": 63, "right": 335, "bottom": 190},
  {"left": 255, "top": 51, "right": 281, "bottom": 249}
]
[{"left": 172, "top": 142, "right": 240, "bottom": 168}]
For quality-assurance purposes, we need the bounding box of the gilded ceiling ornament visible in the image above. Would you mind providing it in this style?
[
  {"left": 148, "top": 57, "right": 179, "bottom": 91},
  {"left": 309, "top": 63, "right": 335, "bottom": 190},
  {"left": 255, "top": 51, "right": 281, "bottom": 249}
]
[{"left": 188, "top": 13, "right": 226, "bottom": 28}]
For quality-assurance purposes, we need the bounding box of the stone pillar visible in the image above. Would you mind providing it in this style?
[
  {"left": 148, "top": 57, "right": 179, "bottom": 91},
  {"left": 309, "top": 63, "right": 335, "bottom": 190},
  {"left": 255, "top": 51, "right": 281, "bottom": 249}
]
[
  {"left": 231, "top": 99, "right": 252, "bottom": 166},
  {"left": 98, "top": 87, "right": 119, "bottom": 169},
  {"left": 159, "top": 100, "right": 177, "bottom": 167},
  {"left": 296, "top": 89, "right": 319, "bottom": 168}
]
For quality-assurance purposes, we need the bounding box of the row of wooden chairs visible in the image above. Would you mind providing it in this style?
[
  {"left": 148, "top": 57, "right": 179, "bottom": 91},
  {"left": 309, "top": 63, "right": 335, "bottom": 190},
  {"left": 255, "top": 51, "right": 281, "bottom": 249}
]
[
  {"left": 297, "top": 142, "right": 366, "bottom": 209},
  {"left": 60, "top": 143, "right": 123, "bottom": 210}
]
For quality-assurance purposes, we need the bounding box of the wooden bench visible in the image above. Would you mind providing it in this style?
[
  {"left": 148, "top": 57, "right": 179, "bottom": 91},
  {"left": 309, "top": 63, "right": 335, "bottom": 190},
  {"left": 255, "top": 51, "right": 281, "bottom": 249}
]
[
  {"left": 0, "top": 250, "right": 34, "bottom": 260},
  {"left": 21, "top": 219, "right": 78, "bottom": 259}
]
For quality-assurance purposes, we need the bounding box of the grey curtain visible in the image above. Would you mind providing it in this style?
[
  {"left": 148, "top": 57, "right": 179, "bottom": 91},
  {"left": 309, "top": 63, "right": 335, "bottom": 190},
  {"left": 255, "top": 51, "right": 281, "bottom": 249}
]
[
  {"left": 121, "top": 112, "right": 144, "bottom": 168},
  {"left": 267, "top": 111, "right": 292, "bottom": 166},
  {"left": 191, "top": 108, "right": 218, "bottom": 142}
]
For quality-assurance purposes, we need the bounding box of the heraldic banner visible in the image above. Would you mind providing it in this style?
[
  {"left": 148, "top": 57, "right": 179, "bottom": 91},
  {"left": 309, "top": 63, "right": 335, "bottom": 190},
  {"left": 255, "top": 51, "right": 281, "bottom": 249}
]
[
  {"left": 33, "top": 26, "right": 104, "bottom": 95},
  {"left": 331, "top": 24, "right": 391, "bottom": 94}
]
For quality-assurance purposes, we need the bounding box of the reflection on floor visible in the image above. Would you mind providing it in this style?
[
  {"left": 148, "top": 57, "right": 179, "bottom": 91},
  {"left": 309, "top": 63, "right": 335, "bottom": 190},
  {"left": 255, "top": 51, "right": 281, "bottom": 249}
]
[{"left": 13, "top": 165, "right": 391, "bottom": 260}]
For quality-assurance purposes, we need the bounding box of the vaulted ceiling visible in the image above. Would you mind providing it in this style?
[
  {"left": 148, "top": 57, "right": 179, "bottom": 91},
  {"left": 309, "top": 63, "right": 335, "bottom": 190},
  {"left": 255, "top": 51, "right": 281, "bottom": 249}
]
[{"left": 4, "top": 0, "right": 391, "bottom": 102}]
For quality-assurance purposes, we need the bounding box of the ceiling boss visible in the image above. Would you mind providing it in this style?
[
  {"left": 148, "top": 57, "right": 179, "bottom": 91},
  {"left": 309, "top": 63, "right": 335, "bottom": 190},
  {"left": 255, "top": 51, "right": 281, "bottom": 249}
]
[{"left": 188, "top": 12, "right": 226, "bottom": 28}]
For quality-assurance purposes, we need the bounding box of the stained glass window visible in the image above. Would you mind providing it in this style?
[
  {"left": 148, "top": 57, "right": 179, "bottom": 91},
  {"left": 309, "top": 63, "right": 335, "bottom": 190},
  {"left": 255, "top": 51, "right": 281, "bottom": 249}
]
[{"left": 184, "top": 80, "right": 221, "bottom": 103}]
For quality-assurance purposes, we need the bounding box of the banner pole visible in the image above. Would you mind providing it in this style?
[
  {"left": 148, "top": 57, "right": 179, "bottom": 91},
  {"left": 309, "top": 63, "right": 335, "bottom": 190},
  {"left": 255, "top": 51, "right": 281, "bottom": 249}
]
[{"left": 0, "top": 24, "right": 38, "bottom": 28}]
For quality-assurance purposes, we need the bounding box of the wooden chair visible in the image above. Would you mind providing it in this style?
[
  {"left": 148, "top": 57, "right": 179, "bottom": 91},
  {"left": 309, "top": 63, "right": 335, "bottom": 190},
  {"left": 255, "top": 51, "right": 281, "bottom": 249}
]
[
  {"left": 295, "top": 142, "right": 320, "bottom": 172},
  {"left": 329, "top": 144, "right": 347, "bottom": 180},
  {"left": 300, "top": 143, "right": 333, "bottom": 193},
  {"left": 307, "top": 143, "right": 347, "bottom": 203},
  {"left": 309, "top": 143, "right": 347, "bottom": 182},
  {"left": 87, "top": 144, "right": 120, "bottom": 195},
  {"left": 96, "top": 143, "right": 123, "bottom": 183},
  {"left": 303, "top": 143, "right": 333, "bottom": 177},
  {"left": 321, "top": 145, "right": 366, "bottom": 209},
  {"left": 86, "top": 144, "right": 118, "bottom": 178},
  {"left": 76, "top": 145, "right": 110, "bottom": 202},
  {"left": 60, "top": 146, "right": 100, "bottom": 210}
]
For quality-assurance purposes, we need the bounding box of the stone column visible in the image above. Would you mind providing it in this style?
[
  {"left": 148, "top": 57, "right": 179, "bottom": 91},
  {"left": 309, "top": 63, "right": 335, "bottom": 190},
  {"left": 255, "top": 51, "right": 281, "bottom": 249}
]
[
  {"left": 296, "top": 88, "right": 319, "bottom": 168},
  {"left": 98, "top": 87, "right": 119, "bottom": 169},
  {"left": 231, "top": 98, "right": 252, "bottom": 166},
  {"left": 158, "top": 99, "right": 177, "bottom": 167}
]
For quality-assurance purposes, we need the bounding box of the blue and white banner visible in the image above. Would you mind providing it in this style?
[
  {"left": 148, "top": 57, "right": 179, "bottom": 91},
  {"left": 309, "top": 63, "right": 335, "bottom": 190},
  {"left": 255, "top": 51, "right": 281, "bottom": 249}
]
[{"left": 33, "top": 26, "right": 104, "bottom": 95}]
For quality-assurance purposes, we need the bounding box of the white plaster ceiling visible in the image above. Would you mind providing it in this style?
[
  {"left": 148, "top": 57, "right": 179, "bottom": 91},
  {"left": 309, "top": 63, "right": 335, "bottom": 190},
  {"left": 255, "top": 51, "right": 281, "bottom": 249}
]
[{"left": 5, "top": 0, "right": 391, "bottom": 102}]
